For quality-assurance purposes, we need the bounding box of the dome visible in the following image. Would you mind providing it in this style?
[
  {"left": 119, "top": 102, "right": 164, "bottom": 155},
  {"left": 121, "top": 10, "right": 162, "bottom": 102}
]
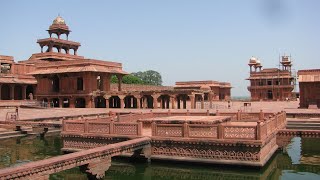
[
  {"left": 53, "top": 16, "right": 66, "bottom": 25},
  {"left": 200, "top": 85, "right": 211, "bottom": 90},
  {"left": 256, "top": 59, "right": 261, "bottom": 64},
  {"left": 249, "top": 56, "right": 257, "bottom": 64}
]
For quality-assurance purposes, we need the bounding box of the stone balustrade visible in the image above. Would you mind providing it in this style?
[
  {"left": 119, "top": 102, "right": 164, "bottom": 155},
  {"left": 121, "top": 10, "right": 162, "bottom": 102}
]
[
  {"left": 151, "top": 111, "right": 286, "bottom": 142},
  {"left": 63, "top": 120, "right": 143, "bottom": 136}
]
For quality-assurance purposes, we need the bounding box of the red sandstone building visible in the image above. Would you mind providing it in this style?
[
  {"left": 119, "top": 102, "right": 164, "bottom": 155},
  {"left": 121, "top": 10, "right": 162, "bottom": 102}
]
[
  {"left": 298, "top": 69, "right": 320, "bottom": 108},
  {"left": 0, "top": 55, "right": 36, "bottom": 100},
  {"left": 247, "top": 56, "right": 295, "bottom": 101},
  {"left": 0, "top": 16, "right": 231, "bottom": 109}
]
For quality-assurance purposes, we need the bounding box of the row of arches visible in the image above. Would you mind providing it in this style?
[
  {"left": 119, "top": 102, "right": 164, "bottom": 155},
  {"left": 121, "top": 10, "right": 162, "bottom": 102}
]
[
  {"left": 96, "top": 94, "right": 197, "bottom": 109},
  {"left": 40, "top": 45, "right": 78, "bottom": 55},
  {"left": 41, "top": 97, "right": 86, "bottom": 108},
  {"left": 0, "top": 84, "right": 34, "bottom": 100},
  {"left": 39, "top": 93, "right": 210, "bottom": 109}
]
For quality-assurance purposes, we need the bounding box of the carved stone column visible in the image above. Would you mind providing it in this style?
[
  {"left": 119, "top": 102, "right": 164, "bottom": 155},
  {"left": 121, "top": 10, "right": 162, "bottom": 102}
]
[
  {"left": 69, "top": 97, "right": 75, "bottom": 108},
  {"left": 117, "top": 75, "right": 123, "bottom": 91},
  {"left": 188, "top": 95, "right": 195, "bottom": 109},
  {"left": 170, "top": 96, "right": 176, "bottom": 109},
  {"left": 119, "top": 95, "right": 125, "bottom": 109},
  {"left": 22, "top": 85, "right": 27, "bottom": 100},
  {"left": 152, "top": 94, "right": 159, "bottom": 109},
  {"left": 201, "top": 94, "right": 204, "bottom": 109},
  {"left": 104, "top": 95, "right": 110, "bottom": 108},
  {"left": 59, "top": 98, "right": 63, "bottom": 108}
]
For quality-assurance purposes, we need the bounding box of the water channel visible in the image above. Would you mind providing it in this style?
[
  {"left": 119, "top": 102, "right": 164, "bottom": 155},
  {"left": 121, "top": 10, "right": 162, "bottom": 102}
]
[{"left": 0, "top": 135, "right": 319, "bottom": 180}]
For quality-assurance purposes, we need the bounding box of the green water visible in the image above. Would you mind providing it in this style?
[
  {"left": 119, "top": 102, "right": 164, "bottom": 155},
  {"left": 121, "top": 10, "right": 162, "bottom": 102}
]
[{"left": 0, "top": 136, "right": 319, "bottom": 180}]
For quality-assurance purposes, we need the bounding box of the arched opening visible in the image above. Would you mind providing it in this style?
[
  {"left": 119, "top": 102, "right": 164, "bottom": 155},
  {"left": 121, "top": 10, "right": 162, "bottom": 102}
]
[
  {"left": 124, "top": 95, "right": 137, "bottom": 108},
  {"left": 26, "top": 85, "right": 34, "bottom": 100},
  {"left": 63, "top": 98, "right": 70, "bottom": 108},
  {"left": 63, "top": 48, "right": 69, "bottom": 54},
  {"left": 142, "top": 95, "right": 154, "bottom": 109},
  {"left": 14, "top": 85, "right": 23, "bottom": 100},
  {"left": 75, "top": 98, "right": 86, "bottom": 108},
  {"left": 69, "top": 49, "right": 75, "bottom": 55},
  {"left": 195, "top": 94, "right": 204, "bottom": 109},
  {"left": 177, "top": 94, "right": 188, "bottom": 109},
  {"left": 159, "top": 94, "right": 170, "bottom": 109},
  {"left": 52, "top": 46, "right": 59, "bottom": 53},
  {"left": 95, "top": 96, "right": 106, "bottom": 108},
  {"left": 109, "top": 96, "right": 120, "bottom": 108},
  {"left": 52, "top": 75, "right": 60, "bottom": 92},
  {"left": 52, "top": 98, "right": 60, "bottom": 107},
  {"left": 1, "top": 84, "right": 11, "bottom": 100}
]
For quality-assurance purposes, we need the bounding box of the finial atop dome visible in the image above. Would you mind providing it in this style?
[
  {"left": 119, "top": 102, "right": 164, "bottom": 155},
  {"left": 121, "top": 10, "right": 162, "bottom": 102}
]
[{"left": 53, "top": 15, "right": 66, "bottom": 25}]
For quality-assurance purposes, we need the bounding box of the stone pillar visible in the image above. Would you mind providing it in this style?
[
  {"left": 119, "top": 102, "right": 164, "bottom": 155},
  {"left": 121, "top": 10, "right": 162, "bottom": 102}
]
[
  {"left": 152, "top": 94, "right": 159, "bottom": 109},
  {"left": 188, "top": 95, "right": 195, "bottom": 109},
  {"left": 209, "top": 93, "right": 213, "bottom": 109},
  {"left": 0, "top": 84, "right": 1, "bottom": 100},
  {"left": 119, "top": 96, "right": 125, "bottom": 109},
  {"left": 104, "top": 96, "right": 110, "bottom": 108},
  {"left": 117, "top": 75, "right": 123, "bottom": 91},
  {"left": 22, "top": 85, "right": 27, "bottom": 100},
  {"left": 10, "top": 85, "right": 14, "bottom": 100},
  {"left": 171, "top": 96, "right": 176, "bottom": 109},
  {"left": 59, "top": 98, "right": 63, "bottom": 108},
  {"left": 201, "top": 95, "right": 204, "bottom": 109},
  {"left": 69, "top": 98, "right": 75, "bottom": 108},
  {"left": 137, "top": 98, "right": 141, "bottom": 109},
  {"left": 91, "top": 96, "right": 95, "bottom": 108}
]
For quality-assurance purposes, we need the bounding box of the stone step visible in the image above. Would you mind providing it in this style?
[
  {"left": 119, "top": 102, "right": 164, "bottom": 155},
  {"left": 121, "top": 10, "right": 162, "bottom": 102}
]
[
  {"left": 0, "top": 134, "right": 26, "bottom": 140},
  {"left": 0, "top": 131, "right": 21, "bottom": 137},
  {"left": 287, "top": 120, "right": 320, "bottom": 124},
  {"left": 287, "top": 123, "right": 320, "bottom": 126},
  {"left": 286, "top": 126, "right": 320, "bottom": 130}
]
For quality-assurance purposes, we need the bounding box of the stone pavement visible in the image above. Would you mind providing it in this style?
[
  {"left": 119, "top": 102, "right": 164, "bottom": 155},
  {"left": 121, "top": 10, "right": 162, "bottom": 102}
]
[{"left": 0, "top": 101, "right": 319, "bottom": 122}]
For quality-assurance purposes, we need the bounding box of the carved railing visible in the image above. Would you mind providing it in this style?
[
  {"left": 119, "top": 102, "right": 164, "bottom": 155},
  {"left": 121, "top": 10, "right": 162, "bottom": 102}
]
[
  {"left": 118, "top": 113, "right": 154, "bottom": 122},
  {"left": 0, "top": 137, "right": 151, "bottom": 179},
  {"left": 258, "top": 112, "right": 287, "bottom": 140},
  {"left": 151, "top": 111, "right": 287, "bottom": 141},
  {"left": 63, "top": 120, "right": 142, "bottom": 136}
]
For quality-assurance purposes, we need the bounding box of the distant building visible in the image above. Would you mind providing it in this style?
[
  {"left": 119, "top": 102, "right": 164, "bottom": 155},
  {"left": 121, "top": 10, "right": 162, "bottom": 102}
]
[
  {"left": 174, "top": 80, "right": 231, "bottom": 101},
  {"left": 0, "top": 16, "right": 231, "bottom": 110},
  {"left": 0, "top": 55, "right": 36, "bottom": 100},
  {"left": 298, "top": 69, "right": 320, "bottom": 108},
  {"left": 247, "top": 56, "right": 294, "bottom": 101}
]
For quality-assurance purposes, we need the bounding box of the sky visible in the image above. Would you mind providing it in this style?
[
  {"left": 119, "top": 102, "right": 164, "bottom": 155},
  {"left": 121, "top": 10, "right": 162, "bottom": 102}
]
[{"left": 0, "top": 0, "right": 319, "bottom": 96}]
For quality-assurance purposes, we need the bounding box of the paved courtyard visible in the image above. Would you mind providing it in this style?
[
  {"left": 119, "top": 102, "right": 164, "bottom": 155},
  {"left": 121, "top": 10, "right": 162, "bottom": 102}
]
[{"left": 0, "top": 100, "right": 319, "bottom": 122}]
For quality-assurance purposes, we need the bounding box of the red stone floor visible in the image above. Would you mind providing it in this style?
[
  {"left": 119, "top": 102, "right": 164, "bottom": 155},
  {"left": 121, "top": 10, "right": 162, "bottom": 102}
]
[{"left": 0, "top": 101, "right": 319, "bottom": 122}]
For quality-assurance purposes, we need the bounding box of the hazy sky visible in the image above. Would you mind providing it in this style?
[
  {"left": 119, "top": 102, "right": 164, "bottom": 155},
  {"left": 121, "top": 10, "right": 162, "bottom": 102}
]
[{"left": 0, "top": 0, "right": 319, "bottom": 96}]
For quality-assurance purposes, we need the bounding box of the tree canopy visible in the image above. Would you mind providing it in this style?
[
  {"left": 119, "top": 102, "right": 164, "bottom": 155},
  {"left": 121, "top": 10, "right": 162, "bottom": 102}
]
[
  {"left": 111, "top": 70, "right": 162, "bottom": 86},
  {"left": 132, "top": 70, "right": 162, "bottom": 86},
  {"left": 111, "top": 74, "right": 144, "bottom": 84}
]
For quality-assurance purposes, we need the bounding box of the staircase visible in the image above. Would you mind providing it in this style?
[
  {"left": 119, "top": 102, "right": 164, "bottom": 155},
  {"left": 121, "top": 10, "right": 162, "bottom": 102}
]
[
  {"left": 0, "top": 130, "right": 26, "bottom": 140},
  {"left": 286, "top": 118, "right": 320, "bottom": 130}
]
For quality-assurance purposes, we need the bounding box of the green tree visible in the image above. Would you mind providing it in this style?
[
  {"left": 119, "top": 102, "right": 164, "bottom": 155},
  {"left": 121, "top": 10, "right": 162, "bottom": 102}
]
[
  {"left": 111, "top": 74, "right": 144, "bottom": 84},
  {"left": 132, "top": 70, "right": 162, "bottom": 86}
]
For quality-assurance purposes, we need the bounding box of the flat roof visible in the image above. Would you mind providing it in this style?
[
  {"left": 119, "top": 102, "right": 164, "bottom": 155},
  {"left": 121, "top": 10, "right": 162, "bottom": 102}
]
[{"left": 139, "top": 116, "right": 231, "bottom": 124}]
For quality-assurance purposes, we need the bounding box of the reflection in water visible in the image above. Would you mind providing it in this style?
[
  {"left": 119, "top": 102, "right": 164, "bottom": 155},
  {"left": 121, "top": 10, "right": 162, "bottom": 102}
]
[
  {"left": 0, "top": 136, "right": 319, "bottom": 180},
  {"left": 0, "top": 135, "right": 62, "bottom": 169}
]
